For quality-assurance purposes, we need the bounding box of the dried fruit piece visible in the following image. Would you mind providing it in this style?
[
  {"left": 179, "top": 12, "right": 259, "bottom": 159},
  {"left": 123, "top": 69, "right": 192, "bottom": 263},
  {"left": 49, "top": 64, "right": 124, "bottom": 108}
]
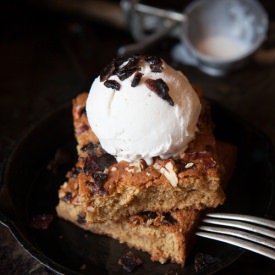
[
  {"left": 77, "top": 213, "right": 86, "bottom": 224},
  {"left": 104, "top": 80, "right": 120, "bottom": 90},
  {"left": 131, "top": 71, "right": 143, "bottom": 87},
  {"left": 145, "top": 55, "right": 163, "bottom": 72},
  {"left": 92, "top": 171, "right": 108, "bottom": 188},
  {"left": 100, "top": 62, "right": 115, "bottom": 82},
  {"left": 97, "top": 153, "right": 117, "bottom": 170},
  {"left": 118, "top": 251, "right": 143, "bottom": 272},
  {"left": 86, "top": 180, "right": 108, "bottom": 196},
  {"left": 140, "top": 211, "right": 157, "bottom": 222},
  {"left": 77, "top": 124, "right": 90, "bottom": 134},
  {"left": 116, "top": 67, "right": 137, "bottom": 81},
  {"left": 162, "top": 212, "right": 177, "bottom": 226},
  {"left": 145, "top": 78, "right": 174, "bottom": 106},
  {"left": 84, "top": 156, "right": 101, "bottom": 175},
  {"left": 70, "top": 167, "right": 82, "bottom": 178},
  {"left": 81, "top": 142, "right": 103, "bottom": 156},
  {"left": 62, "top": 192, "right": 73, "bottom": 202}
]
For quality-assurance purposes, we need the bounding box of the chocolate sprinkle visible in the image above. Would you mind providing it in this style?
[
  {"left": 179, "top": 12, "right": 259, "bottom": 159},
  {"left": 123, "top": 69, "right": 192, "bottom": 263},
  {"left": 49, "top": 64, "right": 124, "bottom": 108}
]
[{"left": 145, "top": 78, "right": 174, "bottom": 106}]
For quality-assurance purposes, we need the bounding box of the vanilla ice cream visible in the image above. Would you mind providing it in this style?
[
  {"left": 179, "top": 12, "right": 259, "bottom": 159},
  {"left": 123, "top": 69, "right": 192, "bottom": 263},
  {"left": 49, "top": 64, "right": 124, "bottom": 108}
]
[{"left": 86, "top": 55, "right": 201, "bottom": 165}]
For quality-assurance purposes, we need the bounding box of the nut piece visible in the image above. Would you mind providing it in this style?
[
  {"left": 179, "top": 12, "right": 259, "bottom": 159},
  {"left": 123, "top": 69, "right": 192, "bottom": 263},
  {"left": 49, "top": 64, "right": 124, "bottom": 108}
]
[
  {"left": 126, "top": 159, "right": 147, "bottom": 173},
  {"left": 154, "top": 159, "right": 178, "bottom": 187}
]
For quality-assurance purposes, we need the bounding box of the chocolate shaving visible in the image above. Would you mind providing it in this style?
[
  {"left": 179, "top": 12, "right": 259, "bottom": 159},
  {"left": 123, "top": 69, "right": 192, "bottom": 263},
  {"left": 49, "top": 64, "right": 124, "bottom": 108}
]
[
  {"left": 104, "top": 80, "right": 120, "bottom": 90},
  {"left": 145, "top": 78, "right": 174, "bottom": 106}
]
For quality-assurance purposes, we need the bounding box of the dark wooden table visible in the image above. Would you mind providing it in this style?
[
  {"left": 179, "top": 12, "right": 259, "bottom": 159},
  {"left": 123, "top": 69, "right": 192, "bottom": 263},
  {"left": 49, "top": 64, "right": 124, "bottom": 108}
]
[{"left": 0, "top": 1, "right": 275, "bottom": 274}]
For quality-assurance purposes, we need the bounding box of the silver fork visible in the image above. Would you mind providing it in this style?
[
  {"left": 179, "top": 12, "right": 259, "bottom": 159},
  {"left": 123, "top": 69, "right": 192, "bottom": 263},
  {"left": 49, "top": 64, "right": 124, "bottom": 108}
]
[{"left": 196, "top": 213, "right": 275, "bottom": 260}]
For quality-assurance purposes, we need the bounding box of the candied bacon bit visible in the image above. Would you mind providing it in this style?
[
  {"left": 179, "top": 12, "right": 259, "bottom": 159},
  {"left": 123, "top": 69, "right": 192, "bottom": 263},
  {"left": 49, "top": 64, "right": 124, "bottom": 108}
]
[
  {"left": 100, "top": 61, "right": 115, "bottom": 82},
  {"left": 145, "top": 78, "right": 174, "bottom": 106},
  {"left": 131, "top": 71, "right": 143, "bottom": 87},
  {"left": 104, "top": 80, "right": 120, "bottom": 90},
  {"left": 118, "top": 251, "right": 143, "bottom": 272},
  {"left": 29, "top": 214, "right": 54, "bottom": 230}
]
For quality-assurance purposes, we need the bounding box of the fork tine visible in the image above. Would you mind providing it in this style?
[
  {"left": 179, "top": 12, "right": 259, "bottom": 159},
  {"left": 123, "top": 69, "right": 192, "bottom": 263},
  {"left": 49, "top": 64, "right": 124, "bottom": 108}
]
[
  {"left": 206, "top": 213, "right": 275, "bottom": 229},
  {"left": 202, "top": 218, "right": 275, "bottom": 239},
  {"left": 199, "top": 225, "right": 275, "bottom": 249},
  {"left": 196, "top": 232, "right": 275, "bottom": 260}
]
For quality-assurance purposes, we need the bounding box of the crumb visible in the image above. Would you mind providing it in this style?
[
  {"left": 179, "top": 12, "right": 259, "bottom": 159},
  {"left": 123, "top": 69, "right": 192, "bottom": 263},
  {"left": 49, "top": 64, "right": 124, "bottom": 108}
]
[
  {"left": 29, "top": 214, "right": 54, "bottom": 230},
  {"left": 118, "top": 251, "right": 143, "bottom": 272}
]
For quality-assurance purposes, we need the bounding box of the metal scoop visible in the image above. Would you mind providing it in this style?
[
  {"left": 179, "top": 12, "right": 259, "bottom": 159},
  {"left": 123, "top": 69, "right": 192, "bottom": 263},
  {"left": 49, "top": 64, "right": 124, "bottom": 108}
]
[{"left": 120, "top": 0, "right": 268, "bottom": 75}]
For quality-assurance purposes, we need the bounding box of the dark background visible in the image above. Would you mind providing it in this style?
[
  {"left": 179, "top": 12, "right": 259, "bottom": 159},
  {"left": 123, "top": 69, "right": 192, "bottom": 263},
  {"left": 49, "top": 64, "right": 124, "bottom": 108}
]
[{"left": 0, "top": 0, "right": 275, "bottom": 274}]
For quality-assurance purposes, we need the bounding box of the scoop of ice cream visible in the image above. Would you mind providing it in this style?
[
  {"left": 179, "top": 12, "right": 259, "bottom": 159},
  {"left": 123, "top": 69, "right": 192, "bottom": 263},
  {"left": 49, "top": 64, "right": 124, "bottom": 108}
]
[{"left": 86, "top": 55, "right": 201, "bottom": 165}]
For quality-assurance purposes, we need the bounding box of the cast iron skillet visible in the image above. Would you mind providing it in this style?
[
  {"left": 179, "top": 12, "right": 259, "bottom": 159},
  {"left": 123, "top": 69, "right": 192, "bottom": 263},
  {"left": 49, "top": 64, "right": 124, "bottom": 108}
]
[{"left": 0, "top": 100, "right": 274, "bottom": 275}]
